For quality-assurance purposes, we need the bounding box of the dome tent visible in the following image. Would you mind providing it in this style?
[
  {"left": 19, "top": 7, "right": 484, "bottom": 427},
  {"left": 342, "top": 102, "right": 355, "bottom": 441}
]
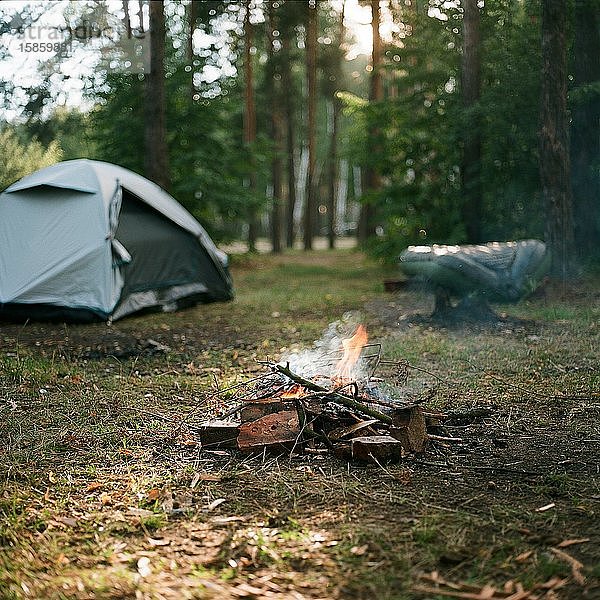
[{"left": 0, "top": 159, "right": 233, "bottom": 323}]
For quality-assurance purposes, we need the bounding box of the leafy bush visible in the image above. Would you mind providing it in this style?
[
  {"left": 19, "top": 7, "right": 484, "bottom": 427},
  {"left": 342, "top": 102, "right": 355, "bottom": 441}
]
[{"left": 0, "top": 128, "right": 62, "bottom": 191}]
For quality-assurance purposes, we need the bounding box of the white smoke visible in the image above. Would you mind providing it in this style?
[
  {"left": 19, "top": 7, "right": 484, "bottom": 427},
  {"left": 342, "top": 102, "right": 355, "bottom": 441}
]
[{"left": 279, "top": 311, "right": 369, "bottom": 382}]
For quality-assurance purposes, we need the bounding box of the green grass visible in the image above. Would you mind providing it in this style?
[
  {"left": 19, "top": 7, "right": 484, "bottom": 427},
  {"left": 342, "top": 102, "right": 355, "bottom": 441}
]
[{"left": 0, "top": 249, "right": 598, "bottom": 599}]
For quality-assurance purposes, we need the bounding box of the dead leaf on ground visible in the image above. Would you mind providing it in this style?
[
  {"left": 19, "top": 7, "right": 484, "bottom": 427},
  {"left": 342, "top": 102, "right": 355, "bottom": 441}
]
[
  {"left": 126, "top": 507, "right": 154, "bottom": 518},
  {"left": 514, "top": 550, "right": 534, "bottom": 563},
  {"left": 185, "top": 362, "right": 200, "bottom": 375},
  {"left": 207, "top": 498, "right": 226, "bottom": 511},
  {"left": 178, "top": 433, "right": 199, "bottom": 446},
  {"left": 232, "top": 582, "right": 266, "bottom": 596},
  {"left": 413, "top": 571, "right": 569, "bottom": 599},
  {"left": 190, "top": 473, "right": 221, "bottom": 488},
  {"left": 137, "top": 556, "right": 152, "bottom": 578},
  {"left": 556, "top": 538, "right": 590, "bottom": 548},
  {"left": 210, "top": 516, "right": 246, "bottom": 525},
  {"left": 148, "top": 537, "right": 170, "bottom": 547},
  {"left": 549, "top": 547, "right": 586, "bottom": 586},
  {"left": 147, "top": 488, "right": 161, "bottom": 501},
  {"left": 160, "top": 489, "right": 174, "bottom": 513}
]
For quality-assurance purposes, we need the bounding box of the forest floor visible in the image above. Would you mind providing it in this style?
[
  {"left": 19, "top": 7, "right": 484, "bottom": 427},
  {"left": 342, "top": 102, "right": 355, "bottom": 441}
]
[{"left": 1, "top": 249, "right": 599, "bottom": 600}]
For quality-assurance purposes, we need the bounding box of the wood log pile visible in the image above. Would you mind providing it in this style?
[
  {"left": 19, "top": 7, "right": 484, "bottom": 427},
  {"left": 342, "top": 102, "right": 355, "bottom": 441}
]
[{"left": 196, "top": 362, "right": 435, "bottom": 463}]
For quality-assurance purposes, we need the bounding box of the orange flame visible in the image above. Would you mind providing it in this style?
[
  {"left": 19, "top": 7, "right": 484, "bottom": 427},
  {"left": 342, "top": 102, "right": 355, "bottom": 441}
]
[
  {"left": 280, "top": 385, "right": 304, "bottom": 399},
  {"left": 335, "top": 324, "right": 368, "bottom": 380}
]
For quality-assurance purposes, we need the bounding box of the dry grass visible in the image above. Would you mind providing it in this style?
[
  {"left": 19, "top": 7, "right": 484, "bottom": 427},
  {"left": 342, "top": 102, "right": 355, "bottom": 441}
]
[{"left": 1, "top": 248, "right": 599, "bottom": 599}]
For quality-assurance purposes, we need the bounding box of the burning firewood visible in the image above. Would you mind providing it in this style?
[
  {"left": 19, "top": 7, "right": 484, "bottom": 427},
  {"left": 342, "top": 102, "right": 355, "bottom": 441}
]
[
  {"left": 197, "top": 321, "right": 432, "bottom": 463},
  {"left": 273, "top": 363, "right": 393, "bottom": 424}
]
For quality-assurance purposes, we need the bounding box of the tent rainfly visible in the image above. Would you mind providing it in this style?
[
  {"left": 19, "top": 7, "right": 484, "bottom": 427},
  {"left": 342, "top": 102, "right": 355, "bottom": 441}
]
[{"left": 0, "top": 159, "right": 234, "bottom": 323}]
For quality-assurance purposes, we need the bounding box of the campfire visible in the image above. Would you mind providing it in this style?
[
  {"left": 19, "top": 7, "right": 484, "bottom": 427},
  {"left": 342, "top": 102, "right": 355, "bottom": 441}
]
[{"left": 198, "top": 318, "right": 435, "bottom": 463}]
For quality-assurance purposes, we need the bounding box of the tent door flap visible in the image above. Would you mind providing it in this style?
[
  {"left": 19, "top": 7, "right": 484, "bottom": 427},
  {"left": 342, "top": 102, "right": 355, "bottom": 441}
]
[{"left": 111, "top": 239, "right": 132, "bottom": 267}]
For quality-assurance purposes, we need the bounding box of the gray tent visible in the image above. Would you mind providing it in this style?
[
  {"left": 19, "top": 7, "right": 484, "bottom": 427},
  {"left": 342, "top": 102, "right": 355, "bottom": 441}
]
[{"left": 0, "top": 159, "right": 233, "bottom": 322}]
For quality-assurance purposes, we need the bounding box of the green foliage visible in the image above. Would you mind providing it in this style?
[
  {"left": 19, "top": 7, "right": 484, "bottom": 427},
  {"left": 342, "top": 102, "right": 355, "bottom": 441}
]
[
  {"left": 342, "top": 1, "right": 548, "bottom": 261},
  {"left": 342, "top": 5, "right": 464, "bottom": 260},
  {"left": 338, "top": 91, "right": 368, "bottom": 163},
  {"left": 0, "top": 127, "right": 62, "bottom": 191},
  {"left": 3, "top": 0, "right": 594, "bottom": 256},
  {"left": 478, "top": 0, "right": 543, "bottom": 241},
  {"left": 82, "top": 1, "right": 275, "bottom": 242},
  {"left": 86, "top": 73, "right": 145, "bottom": 176},
  {"left": 87, "top": 67, "right": 266, "bottom": 241},
  {"left": 17, "top": 107, "right": 98, "bottom": 160}
]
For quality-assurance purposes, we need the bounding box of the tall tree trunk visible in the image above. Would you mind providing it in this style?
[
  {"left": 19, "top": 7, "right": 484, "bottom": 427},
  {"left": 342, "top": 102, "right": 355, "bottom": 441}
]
[
  {"left": 283, "top": 36, "right": 297, "bottom": 248},
  {"left": 243, "top": 0, "right": 258, "bottom": 252},
  {"left": 571, "top": 0, "right": 600, "bottom": 259},
  {"left": 145, "top": 0, "right": 169, "bottom": 190},
  {"left": 188, "top": 0, "right": 198, "bottom": 97},
  {"left": 326, "top": 1, "right": 345, "bottom": 250},
  {"left": 268, "top": 0, "right": 283, "bottom": 253},
  {"left": 138, "top": 0, "right": 145, "bottom": 31},
  {"left": 358, "top": 0, "right": 382, "bottom": 244},
  {"left": 304, "top": 0, "right": 318, "bottom": 250},
  {"left": 327, "top": 101, "right": 339, "bottom": 249},
  {"left": 540, "top": 0, "right": 575, "bottom": 281},
  {"left": 369, "top": 0, "right": 383, "bottom": 102},
  {"left": 460, "top": 0, "right": 482, "bottom": 242},
  {"left": 123, "top": 0, "right": 131, "bottom": 38}
]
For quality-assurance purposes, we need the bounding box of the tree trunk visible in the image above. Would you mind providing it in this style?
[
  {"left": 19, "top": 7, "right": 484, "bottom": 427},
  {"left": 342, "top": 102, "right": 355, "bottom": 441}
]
[
  {"left": 138, "top": 0, "right": 145, "bottom": 32},
  {"left": 571, "top": 0, "right": 600, "bottom": 258},
  {"left": 188, "top": 0, "right": 198, "bottom": 97},
  {"left": 123, "top": 0, "right": 131, "bottom": 39},
  {"left": 358, "top": 0, "right": 383, "bottom": 245},
  {"left": 327, "top": 101, "right": 339, "bottom": 249},
  {"left": 369, "top": 0, "right": 383, "bottom": 103},
  {"left": 282, "top": 36, "right": 297, "bottom": 248},
  {"left": 243, "top": 0, "right": 258, "bottom": 252},
  {"left": 145, "top": 0, "right": 169, "bottom": 190},
  {"left": 460, "top": 0, "right": 482, "bottom": 243},
  {"left": 268, "top": 0, "right": 283, "bottom": 253},
  {"left": 304, "top": 0, "right": 318, "bottom": 250},
  {"left": 326, "top": 1, "right": 345, "bottom": 250},
  {"left": 539, "top": 0, "right": 575, "bottom": 280}
]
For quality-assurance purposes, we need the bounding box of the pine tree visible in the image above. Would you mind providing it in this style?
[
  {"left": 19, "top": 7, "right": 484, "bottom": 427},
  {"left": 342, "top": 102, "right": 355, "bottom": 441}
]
[
  {"left": 460, "top": 0, "right": 482, "bottom": 242},
  {"left": 304, "top": 0, "right": 318, "bottom": 250},
  {"left": 145, "top": 0, "right": 169, "bottom": 190},
  {"left": 243, "top": 0, "right": 258, "bottom": 252},
  {"left": 540, "top": 0, "right": 575, "bottom": 279},
  {"left": 267, "top": 0, "right": 284, "bottom": 253},
  {"left": 571, "top": 0, "right": 600, "bottom": 259}
]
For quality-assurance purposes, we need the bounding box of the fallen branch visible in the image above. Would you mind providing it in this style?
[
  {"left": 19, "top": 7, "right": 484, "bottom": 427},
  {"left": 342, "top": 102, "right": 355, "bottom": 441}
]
[
  {"left": 550, "top": 547, "right": 586, "bottom": 586},
  {"left": 413, "top": 571, "right": 568, "bottom": 600},
  {"left": 428, "top": 434, "right": 464, "bottom": 443},
  {"left": 273, "top": 363, "right": 393, "bottom": 424}
]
